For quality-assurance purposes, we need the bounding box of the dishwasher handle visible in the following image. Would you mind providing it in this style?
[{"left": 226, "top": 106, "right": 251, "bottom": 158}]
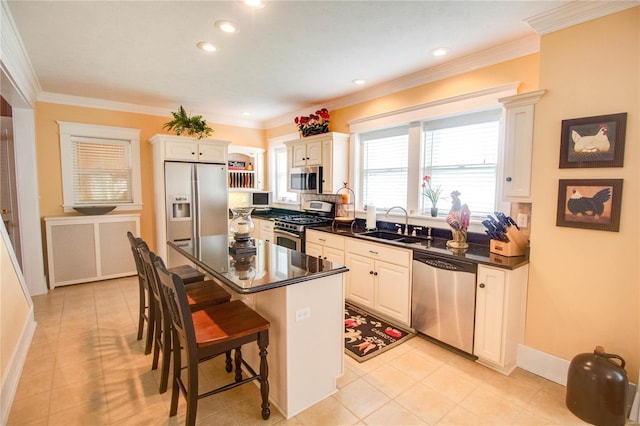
[{"left": 413, "top": 255, "right": 477, "bottom": 274}]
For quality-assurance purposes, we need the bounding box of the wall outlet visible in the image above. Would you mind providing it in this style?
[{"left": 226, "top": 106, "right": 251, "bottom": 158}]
[
  {"left": 295, "top": 307, "right": 311, "bottom": 322},
  {"left": 517, "top": 213, "right": 528, "bottom": 228}
]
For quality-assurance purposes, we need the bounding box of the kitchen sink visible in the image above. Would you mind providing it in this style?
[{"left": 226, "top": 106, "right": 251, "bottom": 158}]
[
  {"left": 358, "top": 230, "right": 405, "bottom": 241},
  {"left": 358, "top": 231, "right": 431, "bottom": 245}
]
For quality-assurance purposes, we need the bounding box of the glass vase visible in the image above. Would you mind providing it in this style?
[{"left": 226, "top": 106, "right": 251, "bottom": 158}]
[
  {"left": 229, "top": 207, "right": 255, "bottom": 241},
  {"left": 430, "top": 207, "right": 438, "bottom": 217}
]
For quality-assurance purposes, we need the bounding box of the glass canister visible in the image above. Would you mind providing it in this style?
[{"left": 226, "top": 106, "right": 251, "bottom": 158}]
[{"left": 229, "top": 207, "right": 255, "bottom": 240}]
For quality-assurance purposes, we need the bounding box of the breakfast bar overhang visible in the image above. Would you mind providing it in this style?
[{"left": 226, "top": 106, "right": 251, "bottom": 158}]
[{"left": 168, "top": 236, "right": 348, "bottom": 419}]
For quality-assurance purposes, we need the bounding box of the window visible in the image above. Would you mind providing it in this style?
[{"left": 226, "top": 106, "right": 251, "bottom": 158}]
[
  {"left": 360, "top": 126, "right": 409, "bottom": 209},
  {"left": 273, "top": 145, "right": 297, "bottom": 203},
  {"left": 421, "top": 110, "right": 501, "bottom": 216},
  {"left": 58, "top": 122, "right": 142, "bottom": 212}
]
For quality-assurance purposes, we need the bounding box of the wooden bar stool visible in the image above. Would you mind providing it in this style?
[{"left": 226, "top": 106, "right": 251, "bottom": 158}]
[
  {"left": 154, "top": 258, "right": 271, "bottom": 425},
  {"left": 139, "top": 243, "right": 232, "bottom": 393}
]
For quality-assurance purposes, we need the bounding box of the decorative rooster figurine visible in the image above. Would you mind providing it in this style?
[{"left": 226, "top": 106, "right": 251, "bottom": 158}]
[{"left": 446, "top": 190, "right": 470, "bottom": 250}]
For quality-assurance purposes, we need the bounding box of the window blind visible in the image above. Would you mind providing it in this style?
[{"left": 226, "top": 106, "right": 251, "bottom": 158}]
[
  {"left": 274, "top": 146, "right": 297, "bottom": 202},
  {"left": 360, "top": 126, "right": 409, "bottom": 209},
  {"left": 422, "top": 110, "right": 500, "bottom": 216},
  {"left": 71, "top": 137, "right": 132, "bottom": 204}
]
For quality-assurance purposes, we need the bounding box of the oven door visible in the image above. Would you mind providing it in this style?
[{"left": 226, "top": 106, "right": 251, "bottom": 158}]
[{"left": 273, "top": 229, "right": 303, "bottom": 252}]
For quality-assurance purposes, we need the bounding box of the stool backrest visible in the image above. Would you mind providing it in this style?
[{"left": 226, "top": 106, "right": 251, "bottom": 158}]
[
  {"left": 154, "top": 257, "right": 198, "bottom": 361},
  {"left": 138, "top": 242, "right": 163, "bottom": 306},
  {"left": 127, "top": 231, "right": 150, "bottom": 291}
]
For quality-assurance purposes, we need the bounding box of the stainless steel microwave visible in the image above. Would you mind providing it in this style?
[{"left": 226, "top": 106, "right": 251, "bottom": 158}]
[{"left": 288, "top": 166, "right": 323, "bottom": 194}]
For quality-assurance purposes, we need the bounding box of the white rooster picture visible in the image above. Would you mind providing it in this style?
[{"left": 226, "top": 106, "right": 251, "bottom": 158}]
[{"left": 571, "top": 124, "right": 611, "bottom": 153}]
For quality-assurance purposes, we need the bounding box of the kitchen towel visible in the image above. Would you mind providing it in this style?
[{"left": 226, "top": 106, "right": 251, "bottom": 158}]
[{"left": 366, "top": 205, "right": 376, "bottom": 229}]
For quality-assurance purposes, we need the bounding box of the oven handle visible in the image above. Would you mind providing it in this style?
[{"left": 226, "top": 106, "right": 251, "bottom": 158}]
[{"left": 274, "top": 229, "right": 302, "bottom": 239}]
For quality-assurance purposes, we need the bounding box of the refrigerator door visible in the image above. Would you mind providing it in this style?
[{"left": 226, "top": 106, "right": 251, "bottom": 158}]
[
  {"left": 195, "top": 163, "right": 228, "bottom": 237},
  {"left": 165, "top": 162, "right": 195, "bottom": 242}
]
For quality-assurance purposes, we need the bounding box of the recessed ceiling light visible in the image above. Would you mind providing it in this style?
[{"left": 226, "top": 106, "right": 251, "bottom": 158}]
[
  {"left": 197, "top": 42, "right": 217, "bottom": 52},
  {"left": 244, "top": 0, "right": 265, "bottom": 8},
  {"left": 242, "top": 112, "right": 251, "bottom": 116},
  {"left": 431, "top": 47, "right": 449, "bottom": 57},
  {"left": 215, "top": 20, "right": 237, "bottom": 33},
  {"left": 353, "top": 79, "right": 366, "bottom": 85}
]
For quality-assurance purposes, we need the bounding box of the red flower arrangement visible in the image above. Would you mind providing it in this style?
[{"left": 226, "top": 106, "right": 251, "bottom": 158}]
[{"left": 294, "top": 108, "right": 330, "bottom": 137}]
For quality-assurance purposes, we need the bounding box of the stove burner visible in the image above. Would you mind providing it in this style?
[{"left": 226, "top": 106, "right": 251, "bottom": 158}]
[{"left": 274, "top": 214, "right": 332, "bottom": 233}]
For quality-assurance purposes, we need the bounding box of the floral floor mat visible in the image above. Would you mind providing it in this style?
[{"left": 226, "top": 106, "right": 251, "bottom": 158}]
[{"left": 344, "top": 302, "right": 415, "bottom": 362}]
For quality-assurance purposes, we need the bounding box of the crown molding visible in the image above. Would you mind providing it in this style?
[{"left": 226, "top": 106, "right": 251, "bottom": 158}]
[
  {"left": 262, "top": 34, "right": 540, "bottom": 129},
  {"left": 37, "top": 92, "right": 263, "bottom": 129},
  {"left": 525, "top": 0, "right": 639, "bottom": 35},
  {"left": 1, "top": 1, "right": 41, "bottom": 107}
]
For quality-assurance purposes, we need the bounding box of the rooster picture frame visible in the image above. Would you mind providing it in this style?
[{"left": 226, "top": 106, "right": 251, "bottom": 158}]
[
  {"left": 556, "top": 179, "right": 623, "bottom": 232},
  {"left": 559, "top": 112, "right": 627, "bottom": 168}
]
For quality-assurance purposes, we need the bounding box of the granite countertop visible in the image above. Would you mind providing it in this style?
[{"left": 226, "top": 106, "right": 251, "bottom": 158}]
[
  {"left": 310, "top": 224, "right": 529, "bottom": 270},
  {"left": 168, "top": 235, "right": 348, "bottom": 294}
]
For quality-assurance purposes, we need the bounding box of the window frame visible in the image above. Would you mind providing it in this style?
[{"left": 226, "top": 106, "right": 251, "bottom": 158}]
[
  {"left": 349, "top": 83, "right": 516, "bottom": 221},
  {"left": 58, "top": 121, "right": 142, "bottom": 212}
]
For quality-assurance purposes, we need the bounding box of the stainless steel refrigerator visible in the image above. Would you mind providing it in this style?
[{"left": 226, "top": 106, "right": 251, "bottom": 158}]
[{"left": 165, "top": 161, "right": 228, "bottom": 267}]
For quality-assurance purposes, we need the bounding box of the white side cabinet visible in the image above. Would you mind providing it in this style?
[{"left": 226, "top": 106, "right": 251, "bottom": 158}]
[
  {"left": 159, "top": 135, "right": 227, "bottom": 163},
  {"left": 253, "top": 218, "right": 275, "bottom": 244},
  {"left": 344, "top": 238, "right": 412, "bottom": 326},
  {"left": 305, "top": 229, "right": 345, "bottom": 265},
  {"left": 45, "top": 214, "right": 140, "bottom": 289},
  {"left": 499, "top": 90, "right": 545, "bottom": 202},
  {"left": 285, "top": 132, "right": 349, "bottom": 194},
  {"left": 474, "top": 264, "right": 529, "bottom": 375}
]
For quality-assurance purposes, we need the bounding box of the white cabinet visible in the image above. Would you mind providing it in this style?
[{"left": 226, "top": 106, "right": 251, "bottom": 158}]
[
  {"left": 285, "top": 132, "right": 349, "bottom": 194},
  {"left": 228, "top": 145, "right": 265, "bottom": 191},
  {"left": 45, "top": 214, "right": 140, "bottom": 289},
  {"left": 474, "top": 264, "right": 529, "bottom": 375},
  {"left": 157, "top": 135, "right": 227, "bottom": 163},
  {"left": 499, "top": 90, "right": 545, "bottom": 202},
  {"left": 305, "top": 230, "right": 345, "bottom": 265},
  {"left": 344, "top": 238, "right": 412, "bottom": 326},
  {"left": 290, "top": 140, "right": 323, "bottom": 167},
  {"left": 253, "top": 218, "right": 274, "bottom": 244}
]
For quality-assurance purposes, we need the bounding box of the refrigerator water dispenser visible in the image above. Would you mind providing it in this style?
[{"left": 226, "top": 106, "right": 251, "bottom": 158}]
[{"left": 171, "top": 195, "right": 192, "bottom": 221}]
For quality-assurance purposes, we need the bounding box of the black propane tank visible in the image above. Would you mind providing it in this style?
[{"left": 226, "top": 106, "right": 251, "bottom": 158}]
[{"left": 566, "top": 346, "right": 628, "bottom": 426}]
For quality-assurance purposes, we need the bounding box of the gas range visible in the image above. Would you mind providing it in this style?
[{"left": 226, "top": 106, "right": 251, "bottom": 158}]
[
  {"left": 273, "top": 201, "right": 334, "bottom": 235},
  {"left": 274, "top": 215, "right": 333, "bottom": 233}
]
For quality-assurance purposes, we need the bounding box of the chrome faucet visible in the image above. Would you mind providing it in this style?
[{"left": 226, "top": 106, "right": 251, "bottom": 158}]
[{"left": 385, "top": 206, "right": 409, "bottom": 235}]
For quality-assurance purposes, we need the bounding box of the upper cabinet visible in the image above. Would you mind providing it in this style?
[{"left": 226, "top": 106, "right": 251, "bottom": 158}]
[
  {"left": 291, "top": 139, "right": 323, "bottom": 167},
  {"left": 499, "top": 90, "right": 545, "bottom": 202},
  {"left": 150, "top": 134, "right": 230, "bottom": 164},
  {"left": 228, "top": 145, "right": 265, "bottom": 191},
  {"left": 285, "top": 132, "right": 349, "bottom": 194}
]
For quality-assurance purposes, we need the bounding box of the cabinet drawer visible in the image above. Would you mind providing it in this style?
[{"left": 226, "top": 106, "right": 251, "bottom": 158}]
[
  {"left": 306, "top": 230, "right": 344, "bottom": 250},
  {"left": 345, "top": 238, "right": 411, "bottom": 267}
]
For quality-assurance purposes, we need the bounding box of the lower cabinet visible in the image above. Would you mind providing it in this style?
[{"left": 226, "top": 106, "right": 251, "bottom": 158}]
[
  {"left": 305, "top": 229, "right": 344, "bottom": 265},
  {"left": 45, "top": 214, "right": 140, "bottom": 289},
  {"left": 344, "top": 238, "right": 411, "bottom": 326},
  {"left": 474, "top": 264, "right": 529, "bottom": 375},
  {"left": 254, "top": 218, "right": 274, "bottom": 244}
]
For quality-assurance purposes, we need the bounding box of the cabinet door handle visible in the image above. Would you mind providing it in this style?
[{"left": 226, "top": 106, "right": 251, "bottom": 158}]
[
  {"left": 479, "top": 283, "right": 485, "bottom": 288},
  {"left": 369, "top": 250, "right": 378, "bottom": 255},
  {"left": 369, "top": 270, "right": 374, "bottom": 275},
  {"left": 505, "top": 177, "right": 512, "bottom": 182},
  {"left": 373, "top": 272, "right": 378, "bottom": 276}
]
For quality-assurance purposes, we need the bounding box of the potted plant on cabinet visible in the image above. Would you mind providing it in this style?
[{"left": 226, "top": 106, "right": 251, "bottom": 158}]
[{"left": 163, "top": 105, "right": 213, "bottom": 139}]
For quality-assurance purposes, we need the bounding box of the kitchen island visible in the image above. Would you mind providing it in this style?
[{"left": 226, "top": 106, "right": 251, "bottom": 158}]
[{"left": 168, "top": 235, "right": 348, "bottom": 419}]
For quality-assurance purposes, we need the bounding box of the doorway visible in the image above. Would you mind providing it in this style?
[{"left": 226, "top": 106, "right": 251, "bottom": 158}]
[{"left": 0, "top": 96, "right": 22, "bottom": 268}]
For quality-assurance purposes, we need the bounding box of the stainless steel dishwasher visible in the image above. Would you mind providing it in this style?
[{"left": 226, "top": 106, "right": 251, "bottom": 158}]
[{"left": 411, "top": 251, "right": 477, "bottom": 355}]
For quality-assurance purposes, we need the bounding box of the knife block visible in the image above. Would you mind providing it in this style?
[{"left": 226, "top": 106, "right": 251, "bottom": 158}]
[{"left": 490, "top": 227, "right": 528, "bottom": 257}]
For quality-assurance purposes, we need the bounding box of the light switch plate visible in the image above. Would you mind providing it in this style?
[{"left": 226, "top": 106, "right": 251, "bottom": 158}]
[
  {"left": 295, "top": 307, "right": 311, "bottom": 321},
  {"left": 517, "top": 213, "right": 528, "bottom": 228}
]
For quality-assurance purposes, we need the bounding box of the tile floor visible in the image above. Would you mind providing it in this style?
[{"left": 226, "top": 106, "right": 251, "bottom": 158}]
[{"left": 8, "top": 276, "right": 586, "bottom": 425}]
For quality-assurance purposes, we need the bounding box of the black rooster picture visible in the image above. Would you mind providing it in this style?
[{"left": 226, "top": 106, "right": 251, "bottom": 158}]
[{"left": 567, "top": 187, "right": 611, "bottom": 217}]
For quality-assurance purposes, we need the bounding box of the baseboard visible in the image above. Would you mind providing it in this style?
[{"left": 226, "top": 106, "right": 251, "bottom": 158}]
[
  {"left": 1, "top": 312, "right": 36, "bottom": 425},
  {"left": 517, "top": 344, "right": 571, "bottom": 386}
]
